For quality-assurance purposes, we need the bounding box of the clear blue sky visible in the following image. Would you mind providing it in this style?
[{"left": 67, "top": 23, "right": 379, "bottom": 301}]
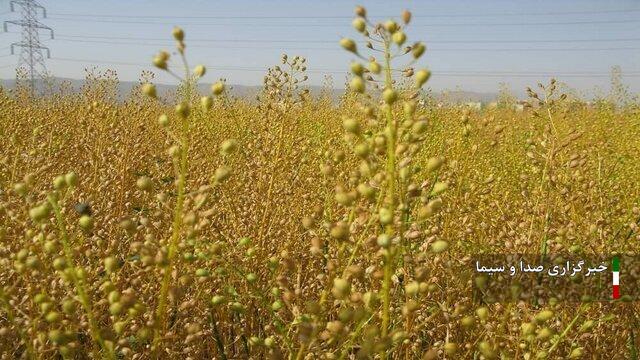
[{"left": 1, "top": 0, "right": 639, "bottom": 96}]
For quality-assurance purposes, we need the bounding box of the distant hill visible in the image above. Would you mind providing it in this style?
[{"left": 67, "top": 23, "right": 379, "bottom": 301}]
[{"left": 0, "top": 77, "right": 499, "bottom": 104}]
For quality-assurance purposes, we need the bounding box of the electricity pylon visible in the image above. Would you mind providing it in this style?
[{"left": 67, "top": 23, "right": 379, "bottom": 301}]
[{"left": 4, "top": 0, "right": 54, "bottom": 95}]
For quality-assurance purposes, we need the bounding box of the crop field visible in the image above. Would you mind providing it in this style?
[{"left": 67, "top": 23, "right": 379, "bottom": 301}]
[{"left": 1, "top": 5, "right": 640, "bottom": 360}]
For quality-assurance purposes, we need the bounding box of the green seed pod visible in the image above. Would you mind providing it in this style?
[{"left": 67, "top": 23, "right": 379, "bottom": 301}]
[
  {"left": 246, "top": 273, "right": 257, "bottom": 283},
  {"left": 579, "top": 320, "right": 595, "bottom": 332},
  {"left": 426, "top": 157, "right": 444, "bottom": 172},
  {"left": 45, "top": 311, "right": 61, "bottom": 323},
  {"left": 53, "top": 175, "right": 66, "bottom": 190},
  {"left": 377, "top": 234, "right": 391, "bottom": 248},
  {"left": 460, "top": 315, "right": 475, "bottom": 328},
  {"left": 430, "top": 240, "right": 449, "bottom": 253},
  {"left": 379, "top": 208, "right": 393, "bottom": 225},
  {"left": 211, "top": 81, "right": 225, "bottom": 96},
  {"left": 34, "top": 293, "right": 48, "bottom": 304},
  {"left": 392, "top": 31, "right": 407, "bottom": 46},
  {"left": 211, "top": 295, "right": 226, "bottom": 306},
  {"left": 569, "top": 347, "right": 584, "bottom": 359},
  {"left": 213, "top": 166, "right": 231, "bottom": 183},
  {"left": 350, "top": 62, "right": 364, "bottom": 76},
  {"left": 142, "top": 83, "right": 157, "bottom": 98},
  {"left": 193, "top": 64, "right": 206, "bottom": 77},
  {"left": 415, "top": 69, "right": 431, "bottom": 88},
  {"left": 430, "top": 182, "right": 448, "bottom": 196},
  {"left": 230, "top": 302, "right": 245, "bottom": 313},
  {"left": 405, "top": 281, "right": 420, "bottom": 297},
  {"left": 476, "top": 307, "right": 489, "bottom": 321},
  {"left": 343, "top": 117, "right": 361, "bottom": 134},
  {"left": 330, "top": 222, "right": 349, "bottom": 240},
  {"left": 49, "top": 329, "right": 67, "bottom": 345},
  {"left": 249, "top": 336, "right": 262, "bottom": 347},
  {"left": 13, "top": 182, "right": 28, "bottom": 196},
  {"left": 444, "top": 342, "right": 458, "bottom": 355},
  {"left": 332, "top": 278, "right": 351, "bottom": 299},
  {"left": 172, "top": 27, "right": 185, "bottom": 42},
  {"left": 195, "top": 268, "right": 210, "bottom": 277},
  {"left": 136, "top": 176, "right": 153, "bottom": 192},
  {"left": 158, "top": 114, "right": 169, "bottom": 127},
  {"left": 220, "top": 139, "right": 238, "bottom": 155},
  {"left": 536, "top": 327, "right": 553, "bottom": 340},
  {"left": 535, "top": 309, "right": 554, "bottom": 323},
  {"left": 113, "top": 321, "right": 126, "bottom": 335},
  {"left": 477, "top": 341, "right": 497, "bottom": 359},
  {"left": 356, "top": 183, "right": 375, "bottom": 200},
  {"left": 264, "top": 336, "right": 275, "bottom": 348},
  {"left": 340, "top": 38, "right": 357, "bottom": 53},
  {"left": 64, "top": 172, "right": 78, "bottom": 187},
  {"left": 354, "top": 143, "right": 370, "bottom": 158},
  {"left": 384, "top": 20, "right": 398, "bottom": 33},
  {"left": 271, "top": 301, "right": 283, "bottom": 311},
  {"left": 53, "top": 257, "right": 67, "bottom": 271},
  {"left": 239, "top": 237, "right": 251, "bottom": 246},
  {"left": 521, "top": 322, "right": 536, "bottom": 335},
  {"left": 412, "top": 42, "right": 426, "bottom": 59},
  {"left": 62, "top": 299, "right": 76, "bottom": 314},
  {"left": 175, "top": 102, "right": 190, "bottom": 119},
  {"left": 352, "top": 18, "right": 366, "bottom": 33},
  {"left": 369, "top": 61, "right": 381, "bottom": 74},
  {"left": 382, "top": 89, "right": 398, "bottom": 104},
  {"left": 109, "top": 302, "right": 123, "bottom": 315},
  {"left": 78, "top": 215, "right": 94, "bottom": 232},
  {"left": 411, "top": 120, "right": 428, "bottom": 135},
  {"left": 29, "top": 205, "right": 50, "bottom": 222},
  {"left": 350, "top": 76, "right": 365, "bottom": 94},
  {"left": 201, "top": 96, "right": 213, "bottom": 111}
]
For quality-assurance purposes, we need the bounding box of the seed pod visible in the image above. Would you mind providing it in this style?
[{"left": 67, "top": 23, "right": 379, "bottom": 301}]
[
  {"left": 430, "top": 240, "right": 448, "bottom": 253},
  {"left": 136, "top": 177, "right": 153, "bottom": 192},
  {"left": 213, "top": 166, "right": 231, "bottom": 183},
  {"left": 142, "top": 83, "right": 157, "bottom": 98},
  {"left": 78, "top": 215, "right": 94, "bottom": 232},
  {"left": 332, "top": 278, "right": 351, "bottom": 299},
  {"left": 175, "top": 102, "right": 190, "bottom": 119},
  {"left": 444, "top": 343, "right": 458, "bottom": 355},
  {"left": 340, "top": 38, "right": 357, "bottom": 53},
  {"left": 352, "top": 18, "right": 366, "bottom": 33},
  {"left": 392, "top": 31, "right": 407, "bottom": 46},
  {"left": 201, "top": 96, "right": 213, "bottom": 111},
  {"left": 343, "top": 117, "right": 361, "bottom": 134},
  {"left": 350, "top": 76, "right": 365, "bottom": 93},
  {"left": 377, "top": 234, "right": 391, "bottom": 248},
  {"left": 220, "top": 139, "right": 238, "bottom": 155},
  {"left": 369, "top": 61, "right": 381, "bottom": 74},
  {"left": 412, "top": 42, "right": 426, "bottom": 59},
  {"left": 211, "top": 295, "right": 225, "bottom": 306},
  {"left": 158, "top": 114, "right": 169, "bottom": 127},
  {"left": 153, "top": 56, "right": 167, "bottom": 70},
  {"left": 53, "top": 175, "right": 66, "bottom": 190},
  {"left": 430, "top": 182, "right": 448, "bottom": 196},
  {"left": 384, "top": 20, "right": 398, "bottom": 33},
  {"left": 426, "top": 157, "right": 443, "bottom": 172},
  {"left": 477, "top": 341, "right": 497, "bottom": 359},
  {"left": 569, "top": 347, "right": 584, "bottom": 359},
  {"left": 172, "top": 27, "right": 185, "bottom": 41},
  {"left": 402, "top": 10, "right": 412, "bottom": 24},
  {"left": 355, "top": 5, "right": 366, "bottom": 18},
  {"left": 415, "top": 69, "right": 431, "bottom": 88},
  {"left": 535, "top": 309, "right": 554, "bottom": 323},
  {"left": 405, "top": 281, "right": 420, "bottom": 296},
  {"left": 193, "top": 64, "right": 206, "bottom": 77},
  {"left": 383, "top": 89, "right": 398, "bottom": 104},
  {"left": 211, "top": 81, "right": 225, "bottom": 96},
  {"left": 379, "top": 208, "right": 393, "bottom": 225},
  {"left": 65, "top": 172, "right": 78, "bottom": 187},
  {"left": 350, "top": 63, "right": 365, "bottom": 77}
]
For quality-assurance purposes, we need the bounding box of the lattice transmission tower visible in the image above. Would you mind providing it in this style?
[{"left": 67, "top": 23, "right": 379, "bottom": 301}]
[{"left": 3, "top": 0, "right": 54, "bottom": 94}]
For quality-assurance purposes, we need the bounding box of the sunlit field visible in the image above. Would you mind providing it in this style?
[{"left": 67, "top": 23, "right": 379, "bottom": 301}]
[{"left": 1, "top": 6, "right": 640, "bottom": 360}]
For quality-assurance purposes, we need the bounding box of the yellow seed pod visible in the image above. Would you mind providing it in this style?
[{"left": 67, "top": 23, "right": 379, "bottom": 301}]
[
  {"left": 534, "top": 309, "right": 554, "bottom": 323},
  {"left": 193, "top": 64, "right": 206, "bottom": 78},
  {"left": 355, "top": 5, "right": 366, "bottom": 18},
  {"left": 201, "top": 96, "right": 213, "bottom": 111},
  {"left": 332, "top": 278, "right": 351, "bottom": 299},
  {"left": 392, "top": 31, "right": 407, "bottom": 46},
  {"left": 476, "top": 306, "right": 489, "bottom": 320},
  {"left": 369, "top": 61, "right": 381, "bottom": 74},
  {"left": 430, "top": 182, "right": 448, "bottom": 196},
  {"left": 172, "top": 26, "right": 185, "bottom": 42},
  {"left": 426, "top": 157, "right": 443, "bottom": 172},
  {"left": 220, "top": 139, "right": 238, "bottom": 155},
  {"left": 340, "top": 38, "right": 357, "bottom": 53},
  {"left": 211, "top": 81, "right": 225, "bottom": 96},
  {"left": 142, "top": 83, "right": 157, "bottom": 98},
  {"left": 350, "top": 62, "right": 364, "bottom": 76},
  {"left": 444, "top": 343, "right": 458, "bottom": 356},
  {"left": 430, "top": 240, "right": 448, "bottom": 253},
  {"left": 350, "top": 76, "right": 365, "bottom": 93},
  {"left": 64, "top": 172, "right": 78, "bottom": 187},
  {"left": 383, "top": 88, "right": 398, "bottom": 104},
  {"left": 384, "top": 20, "right": 399, "bottom": 33},
  {"left": 158, "top": 114, "right": 169, "bottom": 127},
  {"left": 152, "top": 55, "right": 168, "bottom": 70},
  {"left": 412, "top": 42, "right": 426, "bottom": 59},
  {"left": 352, "top": 18, "right": 366, "bottom": 33},
  {"left": 415, "top": 69, "right": 431, "bottom": 88},
  {"left": 136, "top": 176, "right": 153, "bottom": 191},
  {"left": 175, "top": 102, "right": 190, "bottom": 119},
  {"left": 343, "top": 117, "right": 360, "bottom": 134}
]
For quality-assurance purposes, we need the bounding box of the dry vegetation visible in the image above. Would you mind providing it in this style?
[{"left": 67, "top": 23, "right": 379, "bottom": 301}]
[{"left": 1, "top": 6, "right": 640, "bottom": 360}]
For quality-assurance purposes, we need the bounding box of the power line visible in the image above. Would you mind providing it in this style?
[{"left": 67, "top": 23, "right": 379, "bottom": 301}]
[
  {"left": 45, "top": 16, "right": 640, "bottom": 27},
  {"left": 47, "top": 8, "right": 640, "bottom": 19},
  {"left": 47, "top": 38, "right": 640, "bottom": 52},
  {"left": 50, "top": 34, "right": 640, "bottom": 44}
]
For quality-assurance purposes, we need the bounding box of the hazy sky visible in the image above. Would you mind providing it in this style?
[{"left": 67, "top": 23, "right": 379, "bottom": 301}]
[{"left": 1, "top": 0, "right": 639, "bottom": 95}]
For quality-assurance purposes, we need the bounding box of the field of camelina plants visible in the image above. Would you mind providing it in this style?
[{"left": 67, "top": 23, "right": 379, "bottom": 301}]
[{"left": 1, "top": 5, "right": 640, "bottom": 360}]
